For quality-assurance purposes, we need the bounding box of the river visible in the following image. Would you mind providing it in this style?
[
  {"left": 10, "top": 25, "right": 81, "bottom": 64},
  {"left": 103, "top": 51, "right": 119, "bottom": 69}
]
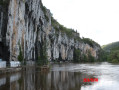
[{"left": 0, "top": 62, "right": 119, "bottom": 90}]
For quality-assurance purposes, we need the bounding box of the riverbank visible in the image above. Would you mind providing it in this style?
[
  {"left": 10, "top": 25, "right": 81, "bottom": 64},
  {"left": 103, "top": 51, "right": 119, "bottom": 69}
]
[
  {"left": 0, "top": 64, "right": 50, "bottom": 75},
  {"left": 0, "top": 61, "right": 35, "bottom": 74},
  {"left": 0, "top": 67, "right": 21, "bottom": 75}
]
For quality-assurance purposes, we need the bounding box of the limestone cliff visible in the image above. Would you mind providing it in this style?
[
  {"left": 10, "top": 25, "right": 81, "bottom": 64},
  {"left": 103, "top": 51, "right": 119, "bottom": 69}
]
[{"left": 0, "top": 0, "right": 101, "bottom": 62}]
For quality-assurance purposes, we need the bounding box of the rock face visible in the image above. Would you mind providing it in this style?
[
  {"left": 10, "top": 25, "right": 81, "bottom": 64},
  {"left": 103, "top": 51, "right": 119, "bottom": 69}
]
[
  {"left": 0, "top": 0, "right": 101, "bottom": 62},
  {"left": 0, "top": 0, "right": 10, "bottom": 61}
]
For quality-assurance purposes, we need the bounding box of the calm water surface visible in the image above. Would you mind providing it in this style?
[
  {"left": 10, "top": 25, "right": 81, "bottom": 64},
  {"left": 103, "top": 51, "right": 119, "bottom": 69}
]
[{"left": 0, "top": 62, "right": 119, "bottom": 90}]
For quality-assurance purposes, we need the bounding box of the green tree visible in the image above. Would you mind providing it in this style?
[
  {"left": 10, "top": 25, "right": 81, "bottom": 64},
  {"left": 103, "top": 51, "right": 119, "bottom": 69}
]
[
  {"left": 81, "top": 54, "right": 88, "bottom": 62},
  {"left": 107, "top": 50, "right": 119, "bottom": 63},
  {"left": 18, "top": 46, "right": 24, "bottom": 62},
  {"left": 112, "top": 59, "right": 118, "bottom": 63},
  {"left": 88, "top": 53, "right": 95, "bottom": 62},
  {"left": 37, "top": 40, "right": 48, "bottom": 66},
  {"left": 73, "top": 48, "right": 81, "bottom": 63}
]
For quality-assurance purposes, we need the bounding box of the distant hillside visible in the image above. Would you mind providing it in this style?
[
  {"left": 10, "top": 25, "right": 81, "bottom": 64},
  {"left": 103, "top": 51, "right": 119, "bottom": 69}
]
[
  {"left": 102, "top": 41, "right": 119, "bottom": 63},
  {"left": 102, "top": 41, "right": 119, "bottom": 51}
]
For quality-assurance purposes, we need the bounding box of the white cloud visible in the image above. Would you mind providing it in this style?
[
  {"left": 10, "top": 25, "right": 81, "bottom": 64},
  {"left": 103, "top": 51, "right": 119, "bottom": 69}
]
[{"left": 42, "top": 0, "right": 119, "bottom": 45}]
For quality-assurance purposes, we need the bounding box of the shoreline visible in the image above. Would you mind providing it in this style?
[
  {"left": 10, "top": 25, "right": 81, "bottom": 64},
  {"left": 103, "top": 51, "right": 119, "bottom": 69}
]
[{"left": 0, "top": 67, "right": 21, "bottom": 75}]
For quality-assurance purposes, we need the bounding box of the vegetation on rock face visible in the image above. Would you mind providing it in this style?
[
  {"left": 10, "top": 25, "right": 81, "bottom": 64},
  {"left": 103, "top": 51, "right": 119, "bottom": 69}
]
[
  {"left": 0, "top": 0, "right": 102, "bottom": 63},
  {"left": 51, "top": 17, "right": 59, "bottom": 30},
  {"left": 51, "top": 17, "right": 76, "bottom": 38},
  {"left": 40, "top": 2, "right": 49, "bottom": 21},
  {"left": 51, "top": 17, "right": 101, "bottom": 63},
  {"left": 18, "top": 46, "right": 24, "bottom": 62},
  {"left": 82, "top": 51, "right": 95, "bottom": 62},
  {"left": 37, "top": 41, "right": 48, "bottom": 66},
  {"left": 51, "top": 17, "right": 100, "bottom": 48},
  {"left": 87, "top": 51, "right": 95, "bottom": 62},
  {"left": 73, "top": 49, "right": 81, "bottom": 63},
  {"left": 73, "top": 49, "right": 96, "bottom": 63},
  {"left": 81, "top": 37, "right": 100, "bottom": 48},
  {"left": 23, "top": 0, "right": 25, "bottom": 3}
]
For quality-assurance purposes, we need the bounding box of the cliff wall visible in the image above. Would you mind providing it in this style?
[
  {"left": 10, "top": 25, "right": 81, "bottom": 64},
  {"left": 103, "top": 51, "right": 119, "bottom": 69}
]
[{"left": 0, "top": 0, "right": 101, "bottom": 62}]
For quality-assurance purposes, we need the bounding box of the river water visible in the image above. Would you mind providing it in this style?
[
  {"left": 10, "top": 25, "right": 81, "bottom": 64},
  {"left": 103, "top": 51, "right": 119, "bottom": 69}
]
[{"left": 0, "top": 62, "right": 119, "bottom": 90}]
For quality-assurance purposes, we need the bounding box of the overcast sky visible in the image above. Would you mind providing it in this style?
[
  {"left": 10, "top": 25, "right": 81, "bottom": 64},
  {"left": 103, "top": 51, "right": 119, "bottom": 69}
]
[{"left": 42, "top": 0, "right": 119, "bottom": 46}]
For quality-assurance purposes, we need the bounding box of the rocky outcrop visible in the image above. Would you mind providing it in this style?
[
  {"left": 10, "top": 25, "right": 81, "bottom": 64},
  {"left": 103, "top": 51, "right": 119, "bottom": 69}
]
[{"left": 0, "top": 0, "right": 101, "bottom": 62}]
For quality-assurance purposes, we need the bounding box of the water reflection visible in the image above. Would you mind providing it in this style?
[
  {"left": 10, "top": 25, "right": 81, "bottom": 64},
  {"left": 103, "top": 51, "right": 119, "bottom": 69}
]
[
  {"left": 0, "top": 62, "right": 118, "bottom": 90},
  {"left": 0, "top": 73, "right": 21, "bottom": 90},
  {"left": 0, "top": 67, "right": 95, "bottom": 90},
  {"left": 0, "top": 77, "right": 6, "bottom": 86}
]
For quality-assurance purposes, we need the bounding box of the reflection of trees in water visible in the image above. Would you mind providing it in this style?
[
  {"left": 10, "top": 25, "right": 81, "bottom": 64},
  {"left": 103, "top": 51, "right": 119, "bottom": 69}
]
[
  {"left": 20, "top": 67, "right": 96, "bottom": 90},
  {"left": 47, "top": 71, "right": 94, "bottom": 90},
  {"left": 35, "top": 68, "right": 48, "bottom": 90},
  {"left": 21, "top": 67, "right": 36, "bottom": 90},
  {"left": 0, "top": 67, "right": 97, "bottom": 90},
  {"left": 23, "top": 68, "right": 95, "bottom": 90}
]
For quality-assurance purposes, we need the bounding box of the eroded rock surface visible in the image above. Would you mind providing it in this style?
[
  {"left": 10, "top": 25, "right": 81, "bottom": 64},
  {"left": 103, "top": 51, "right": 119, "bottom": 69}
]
[{"left": 0, "top": 0, "right": 101, "bottom": 61}]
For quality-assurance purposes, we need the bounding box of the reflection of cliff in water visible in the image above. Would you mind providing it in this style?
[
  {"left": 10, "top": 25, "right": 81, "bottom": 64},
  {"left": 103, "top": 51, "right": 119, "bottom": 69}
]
[
  {"left": 0, "top": 66, "right": 96, "bottom": 90},
  {"left": 0, "top": 73, "right": 21, "bottom": 90}
]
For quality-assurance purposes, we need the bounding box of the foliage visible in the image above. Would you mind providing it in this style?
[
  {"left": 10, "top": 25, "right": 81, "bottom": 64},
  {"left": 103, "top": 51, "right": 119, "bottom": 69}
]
[
  {"left": 102, "top": 41, "right": 119, "bottom": 51},
  {"left": 40, "top": 3, "right": 49, "bottom": 21},
  {"left": 111, "top": 59, "right": 118, "bottom": 63},
  {"left": 51, "top": 17, "right": 60, "bottom": 30},
  {"left": 81, "top": 51, "right": 95, "bottom": 62},
  {"left": 51, "top": 17, "right": 76, "bottom": 38},
  {"left": 97, "top": 50, "right": 107, "bottom": 62},
  {"left": 107, "top": 50, "right": 119, "bottom": 63},
  {"left": 103, "top": 41, "right": 119, "bottom": 63},
  {"left": 73, "top": 49, "right": 96, "bottom": 63},
  {"left": 74, "top": 36, "right": 81, "bottom": 41},
  {"left": 18, "top": 46, "right": 24, "bottom": 62},
  {"left": 37, "top": 41, "right": 48, "bottom": 66},
  {"left": 88, "top": 52, "right": 95, "bottom": 62},
  {"left": 111, "top": 46, "right": 119, "bottom": 51},
  {"left": 81, "top": 37, "right": 100, "bottom": 48},
  {"left": 23, "top": 0, "right": 25, "bottom": 3},
  {"left": 73, "top": 49, "right": 81, "bottom": 63},
  {"left": 41, "top": 4, "right": 47, "bottom": 14},
  {"left": 81, "top": 54, "right": 88, "bottom": 62}
]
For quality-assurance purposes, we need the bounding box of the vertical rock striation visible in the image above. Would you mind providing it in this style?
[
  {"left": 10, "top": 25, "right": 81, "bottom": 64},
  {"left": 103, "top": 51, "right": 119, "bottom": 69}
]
[
  {"left": 0, "top": 0, "right": 101, "bottom": 62},
  {"left": 0, "top": 0, "right": 10, "bottom": 61}
]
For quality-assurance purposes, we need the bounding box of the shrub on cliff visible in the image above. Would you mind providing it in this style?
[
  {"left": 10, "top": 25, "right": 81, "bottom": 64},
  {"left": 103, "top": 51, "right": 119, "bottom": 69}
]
[
  {"left": 40, "top": 2, "right": 49, "bottom": 21},
  {"left": 18, "top": 46, "right": 24, "bottom": 62},
  {"left": 51, "top": 17, "right": 76, "bottom": 38},
  {"left": 88, "top": 52, "right": 95, "bottom": 62},
  {"left": 73, "top": 49, "right": 96, "bottom": 63},
  {"left": 82, "top": 37, "right": 99, "bottom": 48},
  {"left": 81, "top": 52, "right": 95, "bottom": 62},
  {"left": 73, "top": 49, "right": 81, "bottom": 63},
  {"left": 37, "top": 54, "right": 48, "bottom": 66},
  {"left": 81, "top": 54, "right": 88, "bottom": 62},
  {"left": 37, "top": 41, "right": 48, "bottom": 66}
]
